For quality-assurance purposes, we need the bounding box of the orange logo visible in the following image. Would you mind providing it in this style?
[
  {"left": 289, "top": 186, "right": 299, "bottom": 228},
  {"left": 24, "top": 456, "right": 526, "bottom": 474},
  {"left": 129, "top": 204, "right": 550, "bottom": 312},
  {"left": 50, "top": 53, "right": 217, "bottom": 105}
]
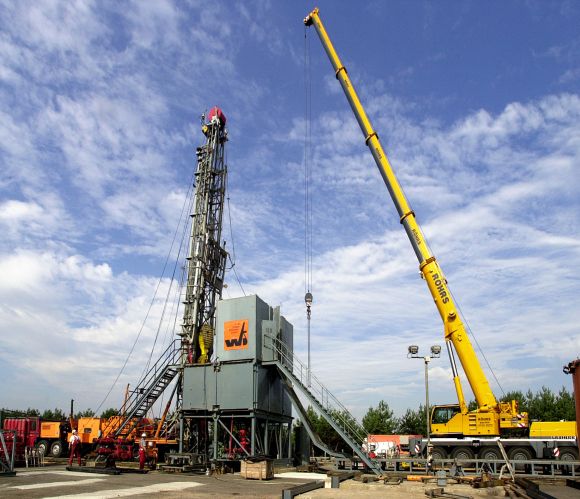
[{"left": 224, "top": 319, "right": 249, "bottom": 350}]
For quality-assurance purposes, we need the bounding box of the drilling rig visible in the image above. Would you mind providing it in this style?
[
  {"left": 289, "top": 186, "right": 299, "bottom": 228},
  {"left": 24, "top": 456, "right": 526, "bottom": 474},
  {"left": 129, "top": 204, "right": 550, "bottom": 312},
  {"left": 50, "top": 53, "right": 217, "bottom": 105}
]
[
  {"left": 95, "top": 108, "right": 229, "bottom": 466},
  {"left": 180, "top": 106, "right": 228, "bottom": 367}
]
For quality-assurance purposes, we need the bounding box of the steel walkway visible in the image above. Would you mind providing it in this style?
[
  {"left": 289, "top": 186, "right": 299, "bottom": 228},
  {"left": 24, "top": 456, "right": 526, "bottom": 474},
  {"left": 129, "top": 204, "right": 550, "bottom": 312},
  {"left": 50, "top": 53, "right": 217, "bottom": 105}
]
[{"left": 263, "top": 333, "right": 382, "bottom": 476}]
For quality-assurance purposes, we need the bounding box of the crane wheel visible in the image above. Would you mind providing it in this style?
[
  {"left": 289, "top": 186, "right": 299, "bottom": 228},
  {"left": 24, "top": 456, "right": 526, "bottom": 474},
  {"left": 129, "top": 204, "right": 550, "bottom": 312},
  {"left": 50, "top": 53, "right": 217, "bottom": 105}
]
[
  {"left": 430, "top": 447, "right": 448, "bottom": 461},
  {"left": 479, "top": 447, "right": 501, "bottom": 463},
  {"left": 559, "top": 448, "right": 579, "bottom": 475},
  {"left": 451, "top": 446, "right": 475, "bottom": 466},
  {"left": 508, "top": 446, "right": 532, "bottom": 472}
]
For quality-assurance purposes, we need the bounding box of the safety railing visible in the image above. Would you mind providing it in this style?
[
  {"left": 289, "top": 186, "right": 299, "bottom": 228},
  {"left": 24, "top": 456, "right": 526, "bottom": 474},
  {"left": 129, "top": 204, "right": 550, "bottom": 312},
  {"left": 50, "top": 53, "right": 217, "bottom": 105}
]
[
  {"left": 265, "top": 333, "right": 367, "bottom": 444},
  {"left": 264, "top": 333, "right": 382, "bottom": 475},
  {"left": 101, "top": 339, "right": 181, "bottom": 438},
  {"left": 25, "top": 446, "right": 44, "bottom": 468},
  {"left": 0, "top": 430, "right": 16, "bottom": 475},
  {"left": 336, "top": 455, "right": 580, "bottom": 478}
]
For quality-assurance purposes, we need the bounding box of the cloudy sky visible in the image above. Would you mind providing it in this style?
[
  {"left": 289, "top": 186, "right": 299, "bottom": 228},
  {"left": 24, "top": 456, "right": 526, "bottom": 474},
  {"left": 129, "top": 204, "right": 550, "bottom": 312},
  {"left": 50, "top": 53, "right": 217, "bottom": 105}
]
[{"left": 1, "top": 0, "right": 579, "bottom": 421}]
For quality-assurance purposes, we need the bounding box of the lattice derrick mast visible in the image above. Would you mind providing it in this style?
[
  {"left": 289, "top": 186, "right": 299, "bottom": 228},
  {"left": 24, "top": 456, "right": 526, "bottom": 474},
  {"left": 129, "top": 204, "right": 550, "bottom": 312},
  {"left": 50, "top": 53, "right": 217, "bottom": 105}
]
[{"left": 180, "top": 110, "right": 228, "bottom": 364}]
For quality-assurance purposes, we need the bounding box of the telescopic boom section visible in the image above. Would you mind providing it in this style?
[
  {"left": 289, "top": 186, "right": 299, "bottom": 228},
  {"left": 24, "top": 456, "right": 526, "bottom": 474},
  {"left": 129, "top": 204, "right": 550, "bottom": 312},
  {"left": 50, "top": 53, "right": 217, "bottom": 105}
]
[{"left": 304, "top": 8, "right": 497, "bottom": 413}]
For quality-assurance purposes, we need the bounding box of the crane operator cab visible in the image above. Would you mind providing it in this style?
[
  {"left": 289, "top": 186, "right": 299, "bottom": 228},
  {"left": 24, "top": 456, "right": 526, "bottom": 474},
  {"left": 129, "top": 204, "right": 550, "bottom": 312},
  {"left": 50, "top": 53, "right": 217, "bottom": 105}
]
[{"left": 431, "top": 405, "right": 462, "bottom": 435}]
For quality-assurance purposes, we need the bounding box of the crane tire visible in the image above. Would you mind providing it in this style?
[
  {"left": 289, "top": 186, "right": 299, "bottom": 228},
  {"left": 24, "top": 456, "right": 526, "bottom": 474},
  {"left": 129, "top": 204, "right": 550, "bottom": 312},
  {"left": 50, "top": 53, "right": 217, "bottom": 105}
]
[
  {"left": 451, "top": 446, "right": 475, "bottom": 466},
  {"left": 508, "top": 446, "right": 532, "bottom": 472},
  {"left": 479, "top": 447, "right": 502, "bottom": 462},
  {"left": 430, "top": 447, "right": 447, "bottom": 461},
  {"left": 559, "top": 448, "right": 579, "bottom": 474}
]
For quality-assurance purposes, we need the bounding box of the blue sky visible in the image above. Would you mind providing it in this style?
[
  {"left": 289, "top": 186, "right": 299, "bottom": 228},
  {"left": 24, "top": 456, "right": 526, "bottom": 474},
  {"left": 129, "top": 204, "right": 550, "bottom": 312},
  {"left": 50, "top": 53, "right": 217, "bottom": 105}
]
[{"left": 1, "top": 0, "right": 579, "bottom": 421}]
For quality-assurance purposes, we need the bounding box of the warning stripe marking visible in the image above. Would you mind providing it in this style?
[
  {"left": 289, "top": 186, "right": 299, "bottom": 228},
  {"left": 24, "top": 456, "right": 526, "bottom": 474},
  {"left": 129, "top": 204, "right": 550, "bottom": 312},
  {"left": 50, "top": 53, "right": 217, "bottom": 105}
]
[
  {"left": 42, "top": 481, "right": 203, "bottom": 499},
  {"left": 10, "top": 478, "right": 104, "bottom": 490}
]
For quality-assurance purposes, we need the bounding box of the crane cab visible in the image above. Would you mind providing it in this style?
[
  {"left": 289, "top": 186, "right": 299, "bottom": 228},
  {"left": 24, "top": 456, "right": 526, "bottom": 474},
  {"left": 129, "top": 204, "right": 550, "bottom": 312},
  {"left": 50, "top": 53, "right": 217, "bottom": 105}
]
[{"left": 431, "top": 404, "right": 498, "bottom": 436}]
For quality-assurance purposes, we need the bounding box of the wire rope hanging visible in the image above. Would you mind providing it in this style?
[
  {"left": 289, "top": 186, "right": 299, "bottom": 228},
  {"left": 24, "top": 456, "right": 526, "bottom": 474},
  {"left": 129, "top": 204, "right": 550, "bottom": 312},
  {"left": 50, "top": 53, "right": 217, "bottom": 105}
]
[{"left": 304, "top": 26, "right": 314, "bottom": 386}]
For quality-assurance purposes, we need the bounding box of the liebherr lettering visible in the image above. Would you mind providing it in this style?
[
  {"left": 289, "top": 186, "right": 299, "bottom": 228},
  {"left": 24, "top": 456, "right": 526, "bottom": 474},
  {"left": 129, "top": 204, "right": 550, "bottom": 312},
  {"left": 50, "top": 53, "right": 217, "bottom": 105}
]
[{"left": 432, "top": 273, "right": 449, "bottom": 304}]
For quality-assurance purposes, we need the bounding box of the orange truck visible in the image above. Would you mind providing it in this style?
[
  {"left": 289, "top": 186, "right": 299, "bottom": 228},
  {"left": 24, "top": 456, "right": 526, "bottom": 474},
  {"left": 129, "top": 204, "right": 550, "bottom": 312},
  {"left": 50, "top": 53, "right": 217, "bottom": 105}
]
[
  {"left": 1, "top": 413, "right": 170, "bottom": 464},
  {"left": 1, "top": 416, "right": 149, "bottom": 459},
  {"left": 1, "top": 417, "right": 71, "bottom": 459}
]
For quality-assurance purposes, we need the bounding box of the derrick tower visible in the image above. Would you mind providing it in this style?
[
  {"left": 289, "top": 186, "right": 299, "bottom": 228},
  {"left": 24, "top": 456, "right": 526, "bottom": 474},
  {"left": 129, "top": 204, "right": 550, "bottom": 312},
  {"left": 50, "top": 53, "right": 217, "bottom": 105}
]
[{"left": 180, "top": 107, "right": 228, "bottom": 365}]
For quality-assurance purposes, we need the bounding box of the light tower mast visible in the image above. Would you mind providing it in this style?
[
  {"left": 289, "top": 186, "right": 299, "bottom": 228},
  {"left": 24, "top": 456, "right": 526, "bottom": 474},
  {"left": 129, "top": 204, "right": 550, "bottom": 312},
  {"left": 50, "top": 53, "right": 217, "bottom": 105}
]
[{"left": 180, "top": 107, "right": 228, "bottom": 365}]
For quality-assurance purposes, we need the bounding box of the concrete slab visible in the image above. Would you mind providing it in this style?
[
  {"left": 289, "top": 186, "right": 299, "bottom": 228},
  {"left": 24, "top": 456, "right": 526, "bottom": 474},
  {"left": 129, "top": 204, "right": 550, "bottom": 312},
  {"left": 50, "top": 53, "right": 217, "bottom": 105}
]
[{"left": 0, "top": 465, "right": 315, "bottom": 498}]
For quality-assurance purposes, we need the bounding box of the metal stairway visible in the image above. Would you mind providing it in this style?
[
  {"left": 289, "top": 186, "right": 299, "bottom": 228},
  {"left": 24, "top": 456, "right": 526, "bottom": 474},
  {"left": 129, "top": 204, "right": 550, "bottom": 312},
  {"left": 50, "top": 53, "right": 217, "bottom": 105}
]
[
  {"left": 263, "top": 333, "right": 383, "bottom": 476},
  {"left": 101, "top": 339, "right": 181, "bottom": 439}
]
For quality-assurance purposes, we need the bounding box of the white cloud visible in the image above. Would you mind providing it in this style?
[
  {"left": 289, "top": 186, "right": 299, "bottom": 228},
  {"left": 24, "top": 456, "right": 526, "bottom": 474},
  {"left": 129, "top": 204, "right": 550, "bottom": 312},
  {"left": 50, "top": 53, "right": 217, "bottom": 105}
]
[
  {"left": 0, "top": 247, "right": 177, "bottom": 411},
  {"left": 0, "top": 199, "right": 43, "bottom": 222},
  {"left": 237, "top": 91, "right": 580, "bottom": 418},
  {"left": 0, "top": 1, "right": 578, "bottom": 424}
]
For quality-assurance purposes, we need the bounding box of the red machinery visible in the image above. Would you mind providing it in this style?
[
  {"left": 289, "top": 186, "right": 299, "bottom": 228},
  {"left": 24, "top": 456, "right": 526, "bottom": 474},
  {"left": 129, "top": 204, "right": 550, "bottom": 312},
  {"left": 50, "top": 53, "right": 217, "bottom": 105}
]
[
  {"left": 94, "top": 437, "right": 135, "bottom": 467},
  {"left": 207, "top": 106, "right": 226, "bottom": 127},
  {"left": 1, "top": 417, "right": 71, "bottom": 461}
]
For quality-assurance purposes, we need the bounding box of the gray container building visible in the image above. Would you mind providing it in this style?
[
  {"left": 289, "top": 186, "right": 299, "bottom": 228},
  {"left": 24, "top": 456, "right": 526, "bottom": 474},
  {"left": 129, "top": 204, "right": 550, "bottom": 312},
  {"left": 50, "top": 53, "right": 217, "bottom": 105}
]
[{"left": 181, "top": 295, "right": 293, "bottom": 462}]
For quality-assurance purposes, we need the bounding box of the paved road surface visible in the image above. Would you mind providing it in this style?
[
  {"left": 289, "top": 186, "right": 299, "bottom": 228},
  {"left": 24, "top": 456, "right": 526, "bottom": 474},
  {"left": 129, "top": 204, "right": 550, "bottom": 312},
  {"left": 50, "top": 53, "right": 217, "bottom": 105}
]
[{"left": 0, "top": 466, "right": 312, "bottom": 498}]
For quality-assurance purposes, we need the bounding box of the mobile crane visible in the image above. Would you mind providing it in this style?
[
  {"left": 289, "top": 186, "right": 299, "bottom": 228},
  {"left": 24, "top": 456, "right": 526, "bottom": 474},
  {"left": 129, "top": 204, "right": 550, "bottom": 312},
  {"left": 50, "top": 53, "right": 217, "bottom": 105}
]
[{"left": 304, "top": 8, "right": 577, "bottom": 464}]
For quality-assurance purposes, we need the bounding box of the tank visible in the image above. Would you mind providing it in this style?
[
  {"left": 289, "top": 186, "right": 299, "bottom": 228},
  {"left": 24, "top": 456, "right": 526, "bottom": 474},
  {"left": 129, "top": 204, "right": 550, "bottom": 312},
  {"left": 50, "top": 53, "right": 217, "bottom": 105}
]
[{"left": 563, "top": 358, "right": 580, "bottom": 452}]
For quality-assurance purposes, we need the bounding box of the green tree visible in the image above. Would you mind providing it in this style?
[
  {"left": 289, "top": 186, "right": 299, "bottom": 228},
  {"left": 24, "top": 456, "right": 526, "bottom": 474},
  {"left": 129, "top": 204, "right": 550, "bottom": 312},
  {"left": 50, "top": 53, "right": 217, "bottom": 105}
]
[
  {"left": 306, "top": 406, "right": 334, "bottom": 454},
  {"left": 528, "top": 386, "right": 558, "bottom": 421},
  {"left": 362, "top": 400, "right": 396, "bottom": 434},
  {"left": 305, "top": 406, "right": 362, "bottom": 454},
  {"left": 75, "top": 408, "right": 96, "bottom": 418},
  {"left": 397, "top": 405, "right": 427, "bottom": 435},
  {"left": 100, "top": 408, "right": 119, "bottom": 418},
  {"left": 554, "top": 386, "right": 575, "bottom": 421},
  {"left": 41, "top": 408, "right": 66, "bottom": 420}
]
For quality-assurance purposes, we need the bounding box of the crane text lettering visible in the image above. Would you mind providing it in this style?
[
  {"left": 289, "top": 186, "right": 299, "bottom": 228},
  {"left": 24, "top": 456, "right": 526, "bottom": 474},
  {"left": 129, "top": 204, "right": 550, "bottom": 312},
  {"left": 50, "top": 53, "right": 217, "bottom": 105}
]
[{"left": 432, "top": 273, "right": 450, "bottom": 304}]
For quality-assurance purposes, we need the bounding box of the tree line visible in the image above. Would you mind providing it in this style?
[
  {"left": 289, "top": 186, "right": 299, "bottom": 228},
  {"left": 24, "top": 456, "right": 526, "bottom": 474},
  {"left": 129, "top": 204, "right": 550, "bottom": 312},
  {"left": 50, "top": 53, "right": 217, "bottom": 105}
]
[
  {"left": 304, "top": 386, "right": 576, "bottom": 453},
  {"left": 2, "top": 385, "right": 575, "bottom": 451},
  {"left": 0, "top": 407, "right": 119, "bottom": 422}
]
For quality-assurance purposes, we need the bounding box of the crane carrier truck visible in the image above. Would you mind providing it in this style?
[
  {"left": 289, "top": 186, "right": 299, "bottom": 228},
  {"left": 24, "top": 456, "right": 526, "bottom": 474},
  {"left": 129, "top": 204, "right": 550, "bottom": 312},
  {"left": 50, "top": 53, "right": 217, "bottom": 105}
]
[{"left": 304, "top": 7, "right": 577, "bottom": 467}]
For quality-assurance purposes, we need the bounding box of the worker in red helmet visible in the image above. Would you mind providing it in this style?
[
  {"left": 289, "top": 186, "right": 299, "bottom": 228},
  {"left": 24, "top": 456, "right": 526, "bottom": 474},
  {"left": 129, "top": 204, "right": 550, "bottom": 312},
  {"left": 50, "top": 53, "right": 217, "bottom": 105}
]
[
  {"left": 139, "top": 433, "right": 147, "bottom": 470},
  {"left": 68, "top": 429, "right": 81, "bottom": 466}
]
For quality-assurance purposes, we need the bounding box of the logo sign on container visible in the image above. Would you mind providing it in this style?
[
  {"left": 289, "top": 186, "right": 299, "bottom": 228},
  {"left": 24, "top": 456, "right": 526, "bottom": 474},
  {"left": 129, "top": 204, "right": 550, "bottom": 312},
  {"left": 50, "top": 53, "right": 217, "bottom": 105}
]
[{"left": 224, "top": 319, "right": 249, "bottom": 350}]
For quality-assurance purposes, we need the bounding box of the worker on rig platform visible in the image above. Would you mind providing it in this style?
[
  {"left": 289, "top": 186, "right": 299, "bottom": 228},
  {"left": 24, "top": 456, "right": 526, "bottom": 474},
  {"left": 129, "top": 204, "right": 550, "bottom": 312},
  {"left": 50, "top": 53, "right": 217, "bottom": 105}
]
[
  {"left": 139, "top": 433, "right": 147, "bottom": 470},
  {"left": 68, "top": 429, "right": 81, "bottom": 466}
]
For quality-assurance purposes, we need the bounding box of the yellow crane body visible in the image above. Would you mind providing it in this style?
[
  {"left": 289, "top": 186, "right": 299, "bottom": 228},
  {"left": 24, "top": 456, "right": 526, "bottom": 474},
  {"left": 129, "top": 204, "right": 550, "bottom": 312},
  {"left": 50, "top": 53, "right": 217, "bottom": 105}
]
[{"left": 304, "top": 7, "right": 528, "bottom": 436}]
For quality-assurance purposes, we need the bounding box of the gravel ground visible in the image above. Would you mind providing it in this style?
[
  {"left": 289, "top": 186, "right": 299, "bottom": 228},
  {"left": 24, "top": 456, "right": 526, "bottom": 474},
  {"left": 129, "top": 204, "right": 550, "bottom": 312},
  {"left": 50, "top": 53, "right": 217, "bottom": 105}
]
[
  {"left": 299, "top": 479, "right": 505, "bottom": 498},
  {"left": 298, "top": 477, "right": 580, "bottom": 499}
]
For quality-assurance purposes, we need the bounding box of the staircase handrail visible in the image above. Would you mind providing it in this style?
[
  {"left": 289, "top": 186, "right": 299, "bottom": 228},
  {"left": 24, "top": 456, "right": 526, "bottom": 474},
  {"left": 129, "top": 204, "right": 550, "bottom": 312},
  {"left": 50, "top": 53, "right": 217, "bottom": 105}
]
[
  {"left": 264, "top": 333, "right": 368, "bottom": 444},
  {"left": 101, "top": 339, "right": 181, "bottom": 437}
]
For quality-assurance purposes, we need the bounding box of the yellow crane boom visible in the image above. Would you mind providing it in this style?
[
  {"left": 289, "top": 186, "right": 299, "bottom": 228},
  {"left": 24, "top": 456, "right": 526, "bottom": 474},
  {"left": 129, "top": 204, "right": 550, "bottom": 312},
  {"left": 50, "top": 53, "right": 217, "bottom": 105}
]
[{"left": 304, "top": 7, "right": 526, "bottom": 435}]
